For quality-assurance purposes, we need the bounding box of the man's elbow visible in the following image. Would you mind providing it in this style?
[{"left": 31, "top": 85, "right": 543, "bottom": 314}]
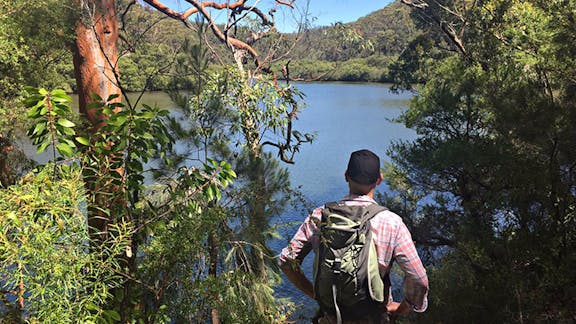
[
  {"left": 418, "top": 275, "right": 429, "bottom": 291},
  {"left": 280, "top": 258, "right": 301, "bottom": 272},
  {"left": 404, "top": 275, "right": 429, "bottom": 312}
]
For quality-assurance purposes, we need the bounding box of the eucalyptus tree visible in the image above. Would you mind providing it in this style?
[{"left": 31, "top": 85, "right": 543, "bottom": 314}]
[
  {"left": 387, "top": 0, "right": 576, "bottom": 322},
  {"left": 69, "top": 1, "right": 312, "bottom": 322},
  {"left": 2, "top": 0, "right": 314, "bottom": 322}
]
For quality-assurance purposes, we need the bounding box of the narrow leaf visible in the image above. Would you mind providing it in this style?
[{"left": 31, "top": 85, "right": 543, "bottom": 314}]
[{"left": 56, "top": 143, "right": 74, "bottom": 158}]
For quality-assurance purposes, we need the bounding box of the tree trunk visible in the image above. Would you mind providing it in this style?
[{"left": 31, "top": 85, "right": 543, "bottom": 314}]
[
  {"left": 0, "top": 133, "right": 14, "bottom": 188},
  {"left": 208, "top": 232, "right": 220, "bottom": 324},
  {"left": 73, "top": 0, "right": 121, "bottom": 126},
  {"left": 72, "top": 0, "right": 126, "bottom": 243}
]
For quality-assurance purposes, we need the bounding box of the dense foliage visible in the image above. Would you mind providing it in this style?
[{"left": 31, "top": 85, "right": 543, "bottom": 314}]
[
  {"left": 382, "top": 0, "right": 576, "bottom": 322},
  {"left": 1, "top": 1, "right": 312, "bottom": 320},
  {"left": 0, "top": 0, "right": 75, "bottom": 184},
  {"left": 1, "top": 1, "right": 416, "bottom": 99},
  {"left": 116, "top": 1, "right": 418, "bottom": 86},
  {"left": 0, "top": 164, "right": 129, "bottom": 323}
]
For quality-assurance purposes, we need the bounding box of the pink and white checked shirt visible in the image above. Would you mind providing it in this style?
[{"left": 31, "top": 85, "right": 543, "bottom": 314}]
[{"left": 280, "top": 194, "right": 429, "bottom": 312}]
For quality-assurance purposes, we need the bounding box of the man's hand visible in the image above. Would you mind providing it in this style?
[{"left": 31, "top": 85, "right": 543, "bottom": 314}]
[{"left": 386, "top": 300, "right": 411, "bottom": 316}]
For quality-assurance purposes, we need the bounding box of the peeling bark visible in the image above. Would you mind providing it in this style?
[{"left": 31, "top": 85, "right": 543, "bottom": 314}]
[{"left": 73, "top": 0, "right": 121, "bottom": 127}]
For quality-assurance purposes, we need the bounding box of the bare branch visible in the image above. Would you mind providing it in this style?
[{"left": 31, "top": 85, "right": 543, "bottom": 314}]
[
  {"left": 400, "top": 0, "right": 428, "bottom": 9},
  {"left": 401, "top": 0, "right": 467, "bottom": 56},
  {"left": 142, "top": 0, "right": 191, "bottom": 27},
  {"left": 143, "top": 0, "right": 265, "bottom": 67}
]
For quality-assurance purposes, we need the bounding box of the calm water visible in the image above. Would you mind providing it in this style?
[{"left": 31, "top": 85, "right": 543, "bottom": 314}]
[
  {"left": 23, "top": 82, "right": 415, "bottom": 321},
  {"left": 282, "top": 82, "right": 414, "bottom": 204},
  {"left": 101, "top": 82, "right": 415, "bottom": 320}
]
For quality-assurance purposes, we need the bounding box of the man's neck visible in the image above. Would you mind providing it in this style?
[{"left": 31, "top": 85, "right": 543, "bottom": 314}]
[{"left": 349, "top": 191, "right": 374, "bottom": 199}]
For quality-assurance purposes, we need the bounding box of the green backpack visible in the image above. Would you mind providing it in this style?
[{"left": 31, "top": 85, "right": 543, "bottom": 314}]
[{"left": 313, "top": 202, "right": 389, "bottom": 323}]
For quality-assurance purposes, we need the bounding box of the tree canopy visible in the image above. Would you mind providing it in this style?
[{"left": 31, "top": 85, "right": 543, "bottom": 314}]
[{"left": 382, "top": 0, "right": 576, "bottom": 322}]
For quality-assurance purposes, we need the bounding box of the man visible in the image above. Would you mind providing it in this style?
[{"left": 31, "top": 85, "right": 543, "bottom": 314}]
[{"left": 279, "top": 149, "right": 429, "bottom": 323}]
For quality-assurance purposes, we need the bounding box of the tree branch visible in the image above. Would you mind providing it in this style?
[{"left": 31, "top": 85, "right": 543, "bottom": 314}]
[
  {"left": 401, "top": 0, "right": 467, "bottom": 56},
  {"left": 142, "top": 0, "right": 295, "bottom": 69}
]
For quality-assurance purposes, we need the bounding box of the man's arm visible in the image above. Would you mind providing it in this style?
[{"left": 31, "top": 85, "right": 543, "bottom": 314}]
[
  {"left": 279, "top": 209, "right": 321, "bottom": 299},
  {"left": 393, "top": 221, "right": 429, "bottom": 314},
  {"left": 280, "top": 261, "right": 314, "bottom": 299}
]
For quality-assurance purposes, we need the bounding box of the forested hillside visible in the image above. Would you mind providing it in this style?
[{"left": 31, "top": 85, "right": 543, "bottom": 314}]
[
  {"left": 266, "top": 1, "right": 416, "bottom": 82},
  {"left": 2, "top": 1, "right": 414, "bottom": 95},
  {"left": 118, "top": 1, "right": 418, "bottom": 88}
]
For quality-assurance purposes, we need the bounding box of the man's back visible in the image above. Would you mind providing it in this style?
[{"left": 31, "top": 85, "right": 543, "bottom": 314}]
[
  {"left": 280, "top": 149, "right": 428, "bottom": 322},
  {"left": 369, "top": 209, "right": 429, "bottom": 311},
  {"left": 280, "top": 195, "right": 428, "bottom": 316}
]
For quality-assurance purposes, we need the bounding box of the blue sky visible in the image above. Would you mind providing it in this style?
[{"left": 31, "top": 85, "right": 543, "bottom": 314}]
[
  {"left": 154, "top": 0, "right": 395, "bottom": 32},
  {"left": 297, "top": 0, "right": 395, "bottom": 26}
]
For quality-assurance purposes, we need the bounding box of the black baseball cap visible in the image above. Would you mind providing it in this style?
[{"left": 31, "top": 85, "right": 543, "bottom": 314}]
[{"left": 346, "top": 149, "right": 381, "bottom": 185}]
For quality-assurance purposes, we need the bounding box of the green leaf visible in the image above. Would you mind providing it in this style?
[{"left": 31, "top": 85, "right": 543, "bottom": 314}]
[
  {"left": 56, "top": 142, "right": 74, "bottom": 158},
  {"left": 107, "top": 93, "right": 120, "bottom": 101},
  {"left": 31, "top": 122, "right": 47, "bottom": 136},
  {"left": 86, "top": 102, "right": 103, "bottom": 110},
  {"left": 24, "top": 86, "right": 39, "bottom": 95},
  {"left": 54, "top": 103, "right": 71, "bottom": 114},
  {"left": 141, "top": 132, "right": 155, "bottom": 140},
  {"left": 103, "top": 310, "right": 120, "bottom": 321},
  {"left": 57, "top": 118, "right": 75, "bottom": 128},
  {"left": 51, "top": 89, "right": 71, "bottom": 102},
  {"left": 37, "top": 141, "right": 50, "bottom": 153},
  {"left": 90, "top": 93, "right": 103, "bottom": 101},
  {"left": 27, "top": 104, "right": 44, "bottom": 118},
  {"left": 140, "top": 111, "right": 156, "bottom": 119},
  {"left": 109, "top": 114, "right": 128, "bottom": 126},
  {"left": 75, "top": 137, "right": 90, "bottom": 146},
  {"left": 60, "top": 126, "right": 76, "bottom": 136},
  {"left": 61, "top": 138, "right": 76, "bottom": 147}
]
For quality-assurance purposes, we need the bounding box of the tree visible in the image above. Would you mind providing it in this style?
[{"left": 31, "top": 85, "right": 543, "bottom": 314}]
[
  {"left": 387, "top": 0, "right": 576, "bottom": 321},
  {"left": 1, "top": 0, "right": 309, "bottom": 320},
  {"left": 134, "top": 26, "right": 312, "bottom": 321},
  {"left": 53, "top": 1, "right": 310, "bottom": 322},
  {"left": 0, "top": 164, "right": 131, "bottom": 323}
]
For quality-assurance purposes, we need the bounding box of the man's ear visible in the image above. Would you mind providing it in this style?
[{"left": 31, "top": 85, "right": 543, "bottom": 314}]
[
  {"left": 344, "top": 171, "right": 350, "bottom": 182},
  {"left": 375, "top": 172, "right": 383, "bottom": 185}
]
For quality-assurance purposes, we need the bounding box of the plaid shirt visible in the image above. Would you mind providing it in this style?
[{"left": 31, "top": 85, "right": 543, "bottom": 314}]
[{"left": 280, "top": 194, "right": 429, "bottom": 312}]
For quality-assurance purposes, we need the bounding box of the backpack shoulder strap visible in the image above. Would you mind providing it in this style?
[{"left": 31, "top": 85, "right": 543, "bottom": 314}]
[
  {"left": 358, "top": 204, "right": 388, "bottom": 232},
  {"left": 321, "top": 202, "right": 388, "bottom": 226}
]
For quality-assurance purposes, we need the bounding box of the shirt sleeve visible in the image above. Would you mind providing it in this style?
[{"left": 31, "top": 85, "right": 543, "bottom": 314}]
[
  {"left": 279, "top": 208, "right": 321, "bottom": 265},
  {"left": 394, "top": 220, "right": 429, "bottom": 312}
]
